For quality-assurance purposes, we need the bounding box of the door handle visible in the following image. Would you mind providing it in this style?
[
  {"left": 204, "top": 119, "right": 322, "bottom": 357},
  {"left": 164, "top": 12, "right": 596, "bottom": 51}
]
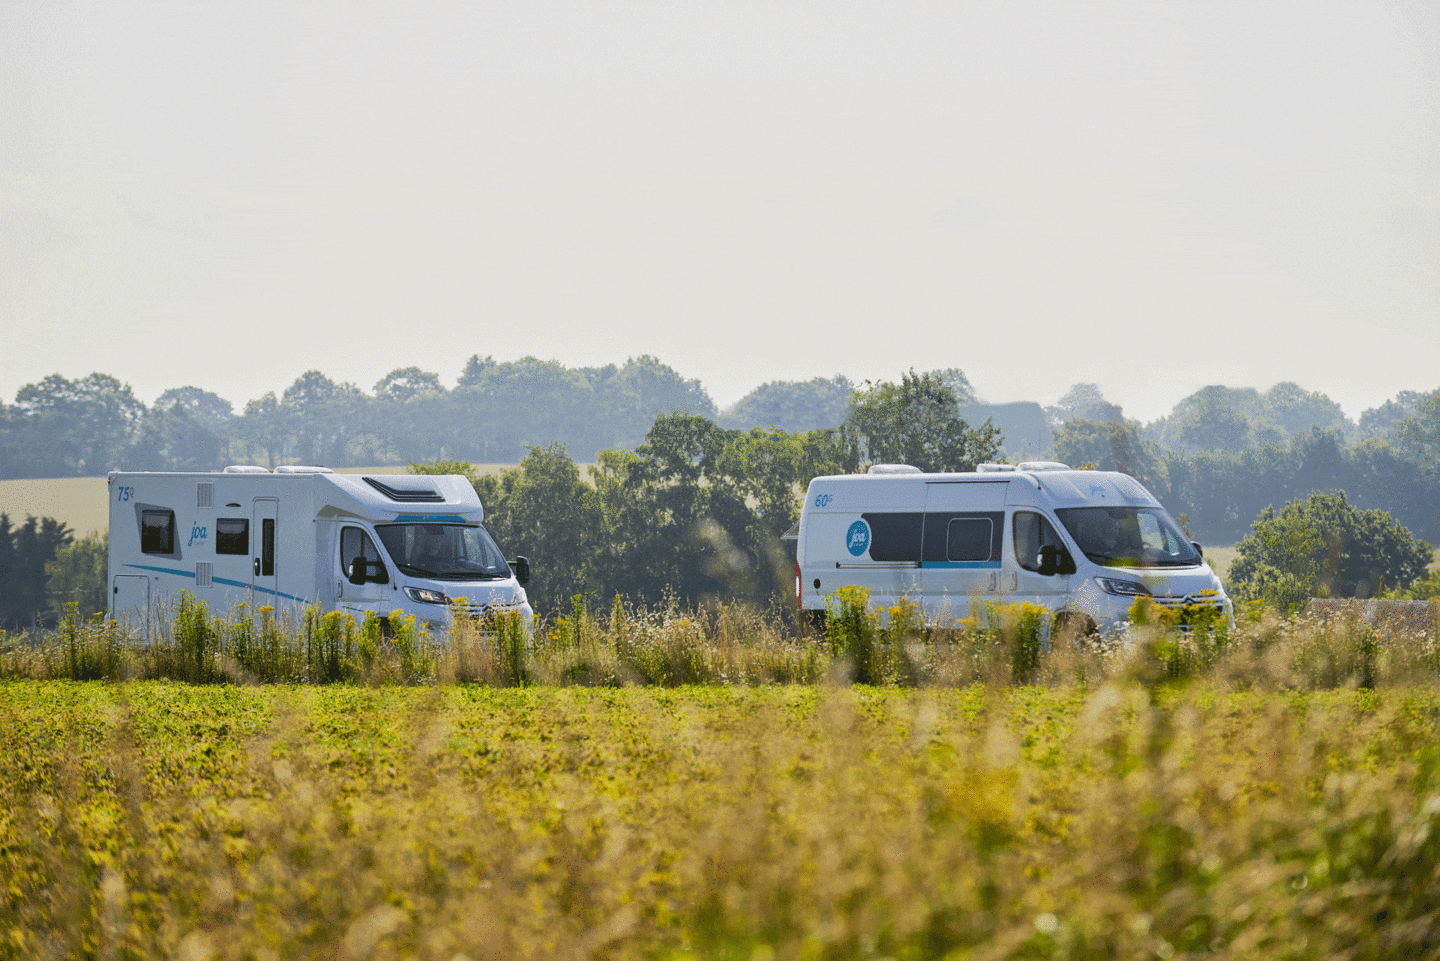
[{"left": 254, "top": 558, "right": 260, "bottom": 576}]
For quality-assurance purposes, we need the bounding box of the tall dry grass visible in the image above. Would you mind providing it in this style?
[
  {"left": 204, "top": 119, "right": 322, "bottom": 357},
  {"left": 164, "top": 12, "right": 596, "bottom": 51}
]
[{"left": 3, "top": 591, "right": 1438, "bottom": 694}]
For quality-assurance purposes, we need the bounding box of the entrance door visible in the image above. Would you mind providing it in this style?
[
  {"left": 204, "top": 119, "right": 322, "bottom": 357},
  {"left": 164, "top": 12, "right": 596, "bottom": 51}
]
[
  {"left": 252, "top": 498, "right": 278, "bottom": 603},
  {"left": 112, "top": 574, "right": 151, "bottom": 639},
  {"left": 921, "top": 482, "right": 1007, "bottom": 625}
]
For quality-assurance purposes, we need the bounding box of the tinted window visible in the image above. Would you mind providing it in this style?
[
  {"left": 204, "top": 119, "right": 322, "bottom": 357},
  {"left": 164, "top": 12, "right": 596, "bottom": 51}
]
[
  {"left": 141, "top": 510, "right": 175, "bottom": 555},
  {"left": 1013, "top": 511, "right": 1066, "bottom": 572},
  {"left": 922, "top": 511, "right": 1003, "bottom": 563},
  {"left": 946, "top": 517, "right": 993, "bottom": 562},
  {"left": 341, "top": 527, "right": 387, "bottom": 583},
  {"left": 1055, "top": 507, "right": 1202, "bottom": 568},
  {"left": 375, "top": 523, "right": 510, "bottom": 580},
  {"left": 216, "top": 518, "right": 248, "bottom": 555},
  {"left": 859, "top": 512, "right": 923, "bottom": 562},
  {"left": 261, "top": 518, "right": 275, "bottom": 576}
]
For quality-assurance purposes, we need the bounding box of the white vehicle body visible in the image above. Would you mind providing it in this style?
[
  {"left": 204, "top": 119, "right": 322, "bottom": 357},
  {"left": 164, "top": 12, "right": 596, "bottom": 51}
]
[
  {"left": 107, "top": 467, "right": 532, "bottom": 637},
  {"left": 796, "top": 463, "right": 1231, "bottom": 634}
]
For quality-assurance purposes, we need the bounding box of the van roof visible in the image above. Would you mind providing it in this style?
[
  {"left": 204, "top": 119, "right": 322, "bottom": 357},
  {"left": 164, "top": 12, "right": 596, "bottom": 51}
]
[{"left": 808, "top": 468, "right": 1159, "bottom": 508}]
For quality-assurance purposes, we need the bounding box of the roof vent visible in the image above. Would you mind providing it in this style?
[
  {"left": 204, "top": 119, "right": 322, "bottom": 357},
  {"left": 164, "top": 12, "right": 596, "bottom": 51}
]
[
  {"left": 224, "top": 465, "right": 270, "bottom": 473},
  {"left": 976, "top": 463, "right": 1017, "bottom": 472},
  {"left": 1017, "top": 461, "right": 1071, "bottom": 472},
  {"left": 363, "top": 476, "right": 446, "bottom": 502},
  {"left": 275, "top": 465, "right": 334, "bottom": 474},
  {"left": 866, "top": 464, "right": 923, "bottom": 475}
]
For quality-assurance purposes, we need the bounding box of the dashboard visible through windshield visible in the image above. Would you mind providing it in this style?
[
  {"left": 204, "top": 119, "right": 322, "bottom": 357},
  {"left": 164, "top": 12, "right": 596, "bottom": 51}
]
[
  {"left": 375, "top": 524, "right": 511, "bottom": 580},
  {"left": 1054, "top": 507, "right": 1202, "bottom": 568}
]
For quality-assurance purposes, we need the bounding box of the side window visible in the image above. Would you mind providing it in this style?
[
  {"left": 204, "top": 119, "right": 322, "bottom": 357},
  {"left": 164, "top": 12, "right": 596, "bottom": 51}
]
[
  {"left": 341, "top": 527, "right": 388, "bottom": 583},
  {"left": 923, "top": 511, "right": 1003, "bottom": 563},
  {"left": 216, "top": 518, "right": 249, "bottom": 555},
  {"left": 141, "top": 509, "right": 176, "bottom": 555},
  {"left": 1014, "top": 511, "right": 1065, "bottom": 572},
  {"left": 946, "top": 517, "right": 993, "bottom": 562},
  {"left": 860, "top": 512, "right": 923, "bottom": 562}
]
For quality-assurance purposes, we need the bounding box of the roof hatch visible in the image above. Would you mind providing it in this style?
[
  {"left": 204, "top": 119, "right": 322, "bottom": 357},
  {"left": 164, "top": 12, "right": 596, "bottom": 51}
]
[{"left": 363, "top": 476, "right": 446, "bottom": 503}]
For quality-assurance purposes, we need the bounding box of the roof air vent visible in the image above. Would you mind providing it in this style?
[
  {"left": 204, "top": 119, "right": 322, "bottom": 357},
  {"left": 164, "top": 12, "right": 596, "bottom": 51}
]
[
  {"left": 866, "top": 464, "right": 923, "bottom": 475},
  {"left": 363, "top": 476, "right": 446, "bottom": 502}
]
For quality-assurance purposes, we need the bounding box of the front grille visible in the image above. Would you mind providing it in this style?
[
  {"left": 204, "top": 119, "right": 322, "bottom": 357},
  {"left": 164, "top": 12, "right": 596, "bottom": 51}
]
[
  {"left": 1151, "top": 594, "right": 1227, "bottom": 609},
  {"left": 456, "top": 602, "right": 524, "bottom": 619}
]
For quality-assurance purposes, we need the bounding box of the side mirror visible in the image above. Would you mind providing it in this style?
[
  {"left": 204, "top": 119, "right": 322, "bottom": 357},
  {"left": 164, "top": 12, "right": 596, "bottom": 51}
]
[
  {"left": 348, "top": 556, "right": 368, "bottom": 586},
  {"left": 510, "top": 555, "right": 530, "bottom": 585},
  {"left": 1038, "top": 545, "right": 1076, "bottom": 577},
  {"left": 1190, "top": 541, "right": 1205, "bottom": 559},
  {"left": 1038, "top": 545, "right": 1060, "bottom": 577}
]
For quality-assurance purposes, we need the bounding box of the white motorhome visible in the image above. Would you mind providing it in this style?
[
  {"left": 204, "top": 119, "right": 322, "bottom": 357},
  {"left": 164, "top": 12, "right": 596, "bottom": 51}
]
[
  {"left": 796, "top": 462, "right": 1231, "bottom": 634},
  {"left": 107, "top": 467, "right": 532, "bottom": 636}
]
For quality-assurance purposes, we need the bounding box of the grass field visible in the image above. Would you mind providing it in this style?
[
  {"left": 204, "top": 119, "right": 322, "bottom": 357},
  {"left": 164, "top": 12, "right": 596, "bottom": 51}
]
[
  {"left": 3, "top": 592, "right": 1439, "bottom": 958},
  {"left": 3, "top": 679, "right": 1437, "bottom": 960}
]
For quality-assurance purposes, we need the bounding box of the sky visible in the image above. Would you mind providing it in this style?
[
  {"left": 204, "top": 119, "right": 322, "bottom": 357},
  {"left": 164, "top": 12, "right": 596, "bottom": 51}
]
[{"left": 3, "top": 0, "right": 1437, "bottom": 425}]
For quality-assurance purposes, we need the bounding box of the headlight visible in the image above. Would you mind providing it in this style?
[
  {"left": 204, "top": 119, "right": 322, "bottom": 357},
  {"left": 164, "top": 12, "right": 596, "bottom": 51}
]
[
  {"left": 1096, "top": 577, "right": 1151, "bottom": 597},
  {"left": 404, "top": 586, "right": 450, "bottom": 605}
]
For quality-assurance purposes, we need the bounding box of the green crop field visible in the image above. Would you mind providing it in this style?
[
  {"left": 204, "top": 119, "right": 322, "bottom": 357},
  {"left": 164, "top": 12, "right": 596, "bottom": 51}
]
[
  {"left": 3, "top": 587, "right": 1440, "bottom": 960},
  {"left": 3, "top": 679, "right": 1438, "bottom": 960}
]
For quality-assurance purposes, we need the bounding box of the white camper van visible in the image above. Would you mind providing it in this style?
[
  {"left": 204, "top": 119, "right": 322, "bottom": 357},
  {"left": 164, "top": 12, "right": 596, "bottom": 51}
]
[
  {"left": 107, "top": 467, "right": 532, "bottom": 637},
  {"left": 796, "top": 462, "right": 1231, "bottom": 634}
]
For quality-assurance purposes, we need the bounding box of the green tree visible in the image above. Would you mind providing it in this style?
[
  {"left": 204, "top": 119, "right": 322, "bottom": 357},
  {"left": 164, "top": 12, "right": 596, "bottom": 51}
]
[
  {"left": 11, "top": 373, "right": 146, "bottom": 476},
  {"left": 1228, "top": 491, "right": 1432, "bottom": 607},
  {"left": 844, "top": 370, "right": 1000, "bottom": 473},
  {"left": 1390, "top": 389, "right": 1440, "bottom": 471},
  {"left": 374, "top": 367, "right": 445, "bottom": 404},
  {"left": 1052, "top": 418, "right": 1165, "bottom": 493},
  {"left": 154, "top": 386, "right": 234, "bottom": 430},
  {"left": 1045, "top": 383, "right": 1123, "bottom": 427},
  {"left": 45, "top": 531, "right": 109, "bottom": 623},
  {"left": 719, "top": 376, "right": 854, "bottom": 432},
  {"left": 0, "top": 513, "right": 75, "bottom": 629}
]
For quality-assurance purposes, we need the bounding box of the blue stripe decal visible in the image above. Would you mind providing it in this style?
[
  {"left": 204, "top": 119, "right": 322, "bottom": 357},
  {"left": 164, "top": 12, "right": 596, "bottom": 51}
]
[
  {"left": 121, "top": 564, "right": 309, "bottom": 604},
  {"left": 393, "top": 514, "right": 468, "bottom": 523},
  {"left": 920, "top": 561, "right": 1002, "bottom": 569}
]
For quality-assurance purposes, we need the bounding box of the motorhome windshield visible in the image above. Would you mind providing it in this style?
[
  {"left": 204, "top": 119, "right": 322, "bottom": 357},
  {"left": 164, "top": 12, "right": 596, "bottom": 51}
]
[
  {"left": 1054, "top": 507, "right": 1202, "bottom": 569},
  {"left": 375, "top": 524, "right": 511, "bottom": 580}
]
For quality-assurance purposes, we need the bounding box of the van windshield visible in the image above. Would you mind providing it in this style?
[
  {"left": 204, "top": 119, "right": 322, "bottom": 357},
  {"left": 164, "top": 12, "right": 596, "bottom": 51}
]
[
  {"left": 375, "top": 524, "right": 511, "bottom": 580},
  {"left": 1054, "top": 507, "right": 1202, "bottom": 569}
]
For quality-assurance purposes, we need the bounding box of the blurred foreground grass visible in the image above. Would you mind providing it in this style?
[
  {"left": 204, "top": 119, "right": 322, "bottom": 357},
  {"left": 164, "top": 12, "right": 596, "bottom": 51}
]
[
  {"left": 3, "top": 595, "right": 1440, "bottom": 958},
  {"left": 3, "top": 680, "right": 1439, "bottom": 960}
]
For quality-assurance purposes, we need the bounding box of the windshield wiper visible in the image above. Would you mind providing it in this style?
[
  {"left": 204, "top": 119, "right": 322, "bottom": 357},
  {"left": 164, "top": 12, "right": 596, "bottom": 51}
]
[{"left": 397, "top": 563, "right": 440, "bottom": 577}]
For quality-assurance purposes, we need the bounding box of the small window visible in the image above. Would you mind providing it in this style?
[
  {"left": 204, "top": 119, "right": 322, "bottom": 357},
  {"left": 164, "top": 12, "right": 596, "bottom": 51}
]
[
  {"left": 946, "top": 517, "right": 993, "bottom": 562},
  {"left": 261, "top": 518, "right": 275, "bottom": 577},
  {"left": 141, "top": 509, "right": 176, "bottom": 555},
  {"left": 216, "top": 518, "right": 249, "bottom": 555}
]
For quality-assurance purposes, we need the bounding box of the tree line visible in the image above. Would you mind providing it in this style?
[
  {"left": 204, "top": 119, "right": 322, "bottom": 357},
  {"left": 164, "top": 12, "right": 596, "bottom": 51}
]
[{"left": 3, "top": 364, "right": 1438, "bottom": 628}]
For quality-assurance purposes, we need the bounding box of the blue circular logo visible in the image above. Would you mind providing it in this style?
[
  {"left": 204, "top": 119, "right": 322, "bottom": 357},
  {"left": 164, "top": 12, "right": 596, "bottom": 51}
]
[{"left": 845, "top": 520, "right": 871, "bottom": 557}]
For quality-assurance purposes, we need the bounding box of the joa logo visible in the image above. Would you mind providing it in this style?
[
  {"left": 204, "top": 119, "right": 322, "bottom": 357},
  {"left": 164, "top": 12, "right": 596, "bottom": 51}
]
[{"left": 845, "top": 519, "right": 870, "bottom": 557}]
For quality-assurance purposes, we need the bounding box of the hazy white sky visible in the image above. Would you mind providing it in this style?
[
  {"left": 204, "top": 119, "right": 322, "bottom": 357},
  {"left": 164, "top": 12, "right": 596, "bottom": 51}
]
[{"left": 3, "top": 0, "right": 1437, "bottom": 424}]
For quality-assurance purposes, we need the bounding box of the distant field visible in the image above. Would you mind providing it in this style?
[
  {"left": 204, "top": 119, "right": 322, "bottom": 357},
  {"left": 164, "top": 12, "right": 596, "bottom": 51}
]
[
  {"left": 0, "top": 465, "right": 521, "bottom": 538},
  {"left": 1202, "top": 543, "right": 1237, "bottom": 582}
]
